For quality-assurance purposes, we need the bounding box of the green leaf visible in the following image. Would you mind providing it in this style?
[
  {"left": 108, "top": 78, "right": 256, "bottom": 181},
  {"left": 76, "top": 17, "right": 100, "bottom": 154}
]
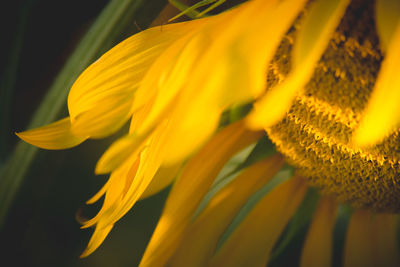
[
  {"left": 332, "top": 204, "right": 352, "bottom": 267},
  {"left": 168, "top": 0, "right": 203, "bottom": 19},
  {"left": 0, "top": 0, "right": 167, "bottom": 229},
  {"left": 196, "top": 0, "right": 226, "bottom": 17},
  {"left": 237, "top": 136, "right": 275, "bottom": 170},
  {"left": 193, "top": 142, "right": 257, "bottom": 218},
  {"left": 193, "top": 136, "right": 275, "bottom": 218},
  {"left": 269, "top": 187, "right": 320, "bottom": 261},
  {"left": 168, "top": 0, "right": 227, "bottom": 21},
  {"left": 216, "top": 164, "right": 295, "bottom": 250}
]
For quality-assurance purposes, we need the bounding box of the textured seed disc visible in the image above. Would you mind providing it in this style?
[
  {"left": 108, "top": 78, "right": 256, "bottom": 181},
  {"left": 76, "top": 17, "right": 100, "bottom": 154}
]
[{"left": 267, "top": 0, "right": 400, "bottom": 212}]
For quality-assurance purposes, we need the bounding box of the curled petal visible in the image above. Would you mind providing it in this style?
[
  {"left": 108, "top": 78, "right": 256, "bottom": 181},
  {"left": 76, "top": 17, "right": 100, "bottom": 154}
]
[
  {"left": 95, "top": 134, "right": 146, "bottom": 175},
  {"left": 80, "top": 223, "right": 113, "bottom": 258}
]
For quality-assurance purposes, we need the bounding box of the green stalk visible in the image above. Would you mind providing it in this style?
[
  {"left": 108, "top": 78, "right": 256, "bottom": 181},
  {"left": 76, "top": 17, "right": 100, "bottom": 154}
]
[{"left": 0, "top": 0, "right": 167, "bottom": 228}]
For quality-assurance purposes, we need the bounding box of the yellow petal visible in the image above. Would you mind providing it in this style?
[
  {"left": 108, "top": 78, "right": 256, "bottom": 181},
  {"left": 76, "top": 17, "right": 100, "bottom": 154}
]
[
  {"left": 374, "top": 214, "right": 400, "bottom": 266},
  {"left": 344, "top": 210, "right": 400, "bottom": 267},
  {"left": 343, "top": 210, "right": 374, "bottom": 267},
  {"left": 189, "top": 0, "right": 308, "bottom": 109},
  {"left": 376, "top": 0, "right": 400, "bottom": 53},
  {"left": 86, "top": 178, "right": 111, "bottom": 205},
  {"left": 70, "top": 91, "right": 135, "bottom": 139},
  {"left": 300, "top": 197, "right": 338, "bottom": 267},
  {"left": 68, "top": 20, "right": 207, "bottom": 139},
  {"left": 95, "top": 133, "right": 146, "bottom": 175},
  {"left": 98, "top": 123, "right": 171, "bottom": 228},
  {"left": 153, "top": 0, "right": 308, "bottom": 165},
  {"left": 94, "top": 101, "right": 158, "bottom": 175},
  {"left": 129, "top": 101, "right": 154, "bottom": 134},
  {"left": 16, "top": 117, "right": 86, "bottom": 149},
  {"left": 209, "top": 175, "right": 307, "bottom": 267},
  {"left": 81, "top": 154, "right": 140, "bottom": 229},
  {"left": 131, "top": 32, "right": 204, "bottom": 135},
  {"left": 248, "top": 0, "right": 350, "bottom": 129},
  {"left": 139, "top": 120, "right": 263, "bottom": 267},
  {"left": 353, "top": 22, "right": 400, "bottom": 146},
  {"left": 162, "top": 100, "right": 222, "bottom": 165},
  {"left": 129, "top": 0, "right": 307, "bottom": 166},
  {"left": 130, "top": 17, "right": 215, "bottom": 114},
  {"left": 140, "top": 162, "right": 182, "bottom": 200},
  {"left": 170, "top": 155, "right": 284, "bottom": 267},
  {"left": 80, "top": 223, "right": 113, "bottom": 258}
]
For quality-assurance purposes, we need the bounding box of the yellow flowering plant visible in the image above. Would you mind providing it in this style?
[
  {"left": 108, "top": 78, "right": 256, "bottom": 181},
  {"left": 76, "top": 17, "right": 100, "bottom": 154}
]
[{"left": 3, "top": 0, "right": 400, "bottom": 266}]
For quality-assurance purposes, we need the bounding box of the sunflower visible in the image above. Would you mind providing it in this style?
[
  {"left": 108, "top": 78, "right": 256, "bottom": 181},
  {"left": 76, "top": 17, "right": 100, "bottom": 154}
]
[{"left": 17, "top": 0, "right": 400, "bottom": 266}]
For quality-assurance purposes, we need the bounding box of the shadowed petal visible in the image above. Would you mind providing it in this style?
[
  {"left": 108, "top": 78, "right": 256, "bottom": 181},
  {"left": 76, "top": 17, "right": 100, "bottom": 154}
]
[
  {"left": 300, "top": 197, "right": 338, "bottom": 267},
  {"left": 344, "top": 210, "right": 400, "bottom": 267},
  {"left": 139, "top": 120, "right": 263, "bottom": 267},
  {"left": 209, "top": 175, "right": 307, "bottom": 267},
  {"left": 375, "top": 0, "right": 400, "bottom": 53},
  {"left": 170, "top": 155, "right": 284, "bottom": 267}
]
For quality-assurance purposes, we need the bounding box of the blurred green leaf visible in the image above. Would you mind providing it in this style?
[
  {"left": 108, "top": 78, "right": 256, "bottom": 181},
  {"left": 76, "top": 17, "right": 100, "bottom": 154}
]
[
  {"left": 270, "top": 187, "right": 320, "bottom": 261},
  {"left": 169, "top": 0, "right": 213, "bottom": 20},
  {"left": 194, "top": 136, "right": 275, "bottom": 218},
  {"left": 169, "top": 0, "right": 203, "bottom": 19},
  {"left": 0, "top": 0, "right": 167, "bottom": 229},
  {"left": 332, "top": 204, "right": 352, "bottom": 267},
  {"left": 216, "top": 164, "right": 295, "bottom": 249},
  {"left": 236, "top": 136, "right": 275, "bottom": 170},
  {"left": 0, "top": 0, "right": 34, "bottom": 161},
  {"left": 196, "top": 0, "right": 226, "bottom": 17}
]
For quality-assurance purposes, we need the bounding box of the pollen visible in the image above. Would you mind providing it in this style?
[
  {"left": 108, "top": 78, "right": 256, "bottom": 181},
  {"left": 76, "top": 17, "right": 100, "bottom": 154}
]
[{"left": 267, "top": 0, "right": 400, "bottom": 212}]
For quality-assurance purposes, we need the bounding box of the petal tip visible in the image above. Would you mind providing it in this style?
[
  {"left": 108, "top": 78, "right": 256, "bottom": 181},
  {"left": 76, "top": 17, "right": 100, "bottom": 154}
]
[{"left": 15, "top": 118, "right": 87, "bottom": 150}]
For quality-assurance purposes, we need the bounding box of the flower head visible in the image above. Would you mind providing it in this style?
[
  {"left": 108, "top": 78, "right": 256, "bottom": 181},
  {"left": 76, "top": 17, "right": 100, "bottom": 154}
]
[{"left": 17, "top": 0, "right": 400, "bottom": 266}]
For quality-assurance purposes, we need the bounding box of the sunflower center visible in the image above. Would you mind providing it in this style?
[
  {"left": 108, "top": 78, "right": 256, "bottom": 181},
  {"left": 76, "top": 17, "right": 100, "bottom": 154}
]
[{"left": 266, "top": 0, "right": 400, "bottom": 212}]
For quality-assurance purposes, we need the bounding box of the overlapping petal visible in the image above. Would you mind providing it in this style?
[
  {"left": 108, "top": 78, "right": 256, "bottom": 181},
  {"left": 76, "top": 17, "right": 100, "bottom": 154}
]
[
  {"left": 209, "top": 175, "right": 307, "bottom": 267},
  {"left": 81, "top": 122, "right": 170, "bottom": 256},
  {"left": 170, "top": 155, "right": 284, "bottom": 266},
  {"left": 139, "top": 120, "right": 263, "bottom": 267},
  {"left": 344, "top": 210, "right": 400, "bottom": 267},
  {"left": 248, "top": 0, "right": 350, "bottom": 129},
  {"left": 128, "top": 0, "right": 309, "bottom": 166},
  {"left": 68, "top": 19, "right": 207, "bottom": 139},
  {"left": 139, "top": 162, "right": 182, "bottom": 200}
]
